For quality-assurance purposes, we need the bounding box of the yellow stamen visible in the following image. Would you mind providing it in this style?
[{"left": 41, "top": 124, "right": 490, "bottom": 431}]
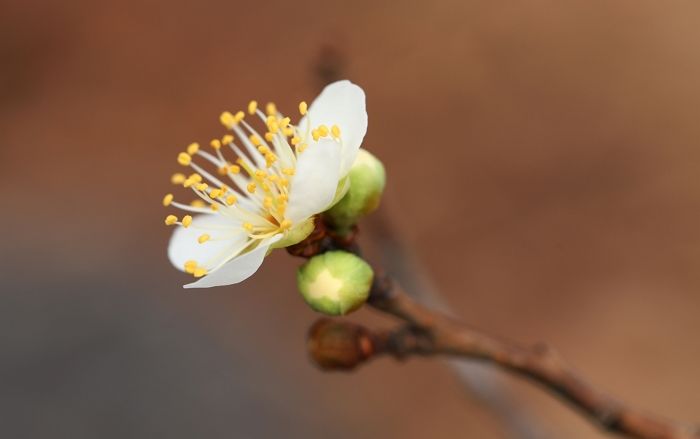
[
  {"left": 247, "top": 182, "right": 256, "bottom": 193},
  {"left": 228, "top": 165, "right": 240, "bottom": 174},
  {"left": 264, "top": 132, "right": 274, "bottom": 142},
  {"left": 234, "top": 111, "right": 245, "bottom": 123},
  {"left": 220, "top": 111, "right": 235, "bottom": 127},
  {"left": 209, "top": 189, "right": 221, "bottom": 199},
  {"left": 249, "top": 135, "right": 261, "bottom": 146},
  {"left": 210, "top": 203, "right": 219, "bottom": 211},
  {"left": 182, "top": 215, "right": 193, "bottom": 228},
  {"left": 194, "top": 267, "right": 207, "bottom": 278},
  {"left": 312, "top": 130, "right": 320, "bottom": 141},
  {"left": 191, "top": 200, "right": 206, "bottom": 208},
  {"left": 177, "top": 152, "right": 191, "bottom": 166},
  {"left": 165, "top": 215, "right": 178, "bottom": 226},
  {"left": 225, "top": 195, "right": 237, "bottom": 205},
  {"left": 299, "top": 101, "right": 307, "bottom": 115},
  {"left": 280, "top": 117, "right": 291, "bottom": 128},
  {"left": 171, "top": 173, "right": 186, "bottom": 184},
  {"left": 265, "top": 102, "right": 277, "bottom": 116},
  {"left": 222, "top": 134, "right": 234, "bottom": 145},
  {"left": 195, "top": 183, "right": 208, "bottom": 191},
  {"left": 243, "top": 222, "right": 253, "bottom": 232},
  {"left": 187, "top": 142, "right": 200, "bottom": 155},
  {"left": 184, "top": 260, "right": 197, "bottom": 274},
  {"left": 282, "top": 168, "right": 295, "bottom": 176},
  {"left": 210, "top": 139, "right": 222, "bottom": 150},
  {"left": 317, "top": 125, "right": 329, "bottom": 137},
  {"left": 198, "top": 234, "right": 210, "bottom": 244},
  {"left": 331, "top": 125, "right": 341, "bottom": 138},
  {"left": 247, "top": 100, "right": 258, "bottom": 115},
  {"left": 291, "top": 136, "right": 300, "bottom": 145},
  {"left": 162, "top": 193, "right": 173, "bottom": 206}
]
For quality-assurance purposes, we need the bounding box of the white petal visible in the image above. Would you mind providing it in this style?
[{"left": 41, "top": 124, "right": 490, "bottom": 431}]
[
  {"left": 286, "top": 138, "right": 342, "bottom": 223},
  {"left": 183, "top": 234, "right": 283, "bottom": 289},
  {"left": 298, "top": 80, "right": 367, "bottom": 176},
  {"left": 168, "top": 214, "right": 245, "bottom": 272}
]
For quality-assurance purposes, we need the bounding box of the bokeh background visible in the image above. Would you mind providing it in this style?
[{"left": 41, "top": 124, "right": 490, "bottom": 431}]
[{"left": 2, "top": 1, "right": 700, "bottom": 437}]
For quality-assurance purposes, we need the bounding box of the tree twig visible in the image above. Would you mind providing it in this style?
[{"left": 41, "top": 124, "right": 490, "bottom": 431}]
[{"left": 292, "top": 219, "right": 700, "bottom": 439}]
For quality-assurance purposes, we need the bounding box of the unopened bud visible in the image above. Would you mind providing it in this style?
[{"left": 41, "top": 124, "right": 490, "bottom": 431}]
[
  {"left": 324, "top": 149, "right": 385, "bottom": 234},
  {"left": 297, "top": 251, "right": 374, "bottom": 315}
]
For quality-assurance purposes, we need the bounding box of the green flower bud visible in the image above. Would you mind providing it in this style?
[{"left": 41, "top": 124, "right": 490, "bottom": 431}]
[
  {"left": 297, "top": 251, "right": 374, "bottom": 315},
  {"left": 324, "top": 149, "right": 386, "bottom": 234}
]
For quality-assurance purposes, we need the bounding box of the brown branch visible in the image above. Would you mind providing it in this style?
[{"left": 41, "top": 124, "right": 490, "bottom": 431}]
[{"left": 293, "top": 219, "right": 699, "bottom": 439}]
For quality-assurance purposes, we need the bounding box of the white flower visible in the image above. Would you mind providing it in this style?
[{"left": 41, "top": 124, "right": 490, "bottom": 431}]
[{"left": 163, "top": 80, "right": 368, "bottom": 288}]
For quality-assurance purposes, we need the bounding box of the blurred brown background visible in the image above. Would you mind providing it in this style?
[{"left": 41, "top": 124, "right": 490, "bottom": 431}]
[{"left": 2, "top": 0, "right": 700, "bottom": 438}]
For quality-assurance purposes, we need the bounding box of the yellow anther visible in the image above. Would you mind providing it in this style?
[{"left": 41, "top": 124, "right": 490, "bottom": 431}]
[
  {"left": 162, "top": 193, "right": 174, "bottom": 206},
  {"left": 210, "top": 139, "right": 222, "bottom": 150},
  {"left": 280, "top": 117, "right": 291, "bottom": 128},
  {"left": 165, "top": 215, "right": 178, "bottom": 226},
  {"left": 198, "top": 234, "right": 211, "bottom": 244},
  {"left": 267, "top": 120, "right": 279, "bottom": 133},
  {"left": 177, "top": 152, "right": 191, "bottom": 166},
  {"left": 243, "top": 222, "right": 254, "bottom": 232},
  {"left": 193, "top": 267, "right": 207, "bottom": 278},
  {"left": 279, "top": 219, "right": 292, "bottom": 230},
  {"left": 222, "top": 134, "right": 234, "bottom": 145},
  {"left": 183, "top": 178, "right": 195, "bottom": 188},
  {"left": 209, "top": 189, "right": 221, "bottom": 199},
  {"left": 249, "top": 135, "right": 261, "bottom": 146},
  {"left": 189, "top": 173, "right": 202, "bottom": 183},
  {"left": 299, "top": 101, "right": 308, "bottom": 115},
  {"left": 219, "top": 185, "right": 229, "bottom": 193},
  {"left": 234, "top": 111, "right": 245, "bottom": 123},
  {"left": 283, "top": 127, "right": 295, "bottom": 137},
  {"left": 220, "top": 111, "right": 235, "bottom": 127},
  {"left": 311, "top": 130, "right": 320, "bottom": 141},
  {"left": 171, "top": 173, "right": 186, "bottom": 184},
  {"left": 265, "top": 153, "right": 277, "bottom": 165},
  {"left": 331, "top": 125, "right": 341, "bottom": 138},
  {"left": 265, "top": 102, "right": 277, "bottom": 116},
  {"left": 225, "top": 195, "right": 237, "bottom": 205},
  {"left": 228, "top": 165, "right": 240, "bottom": 174},
  {"left": 291, "top": 136, "right": 300, "bottom": 145},
  {"left": 187, "top": 142, "right": 200, "bottom": 155},
  {"left": 261, "top": 182, "right": 271, "bottom": 192},
  {"left": 263, "top": 196, "right": 273, "bottom": 208},
  {"left": 195, "top": 183, "right": 209, "bottom": 191},
  {"left": 257, "top": 145, "right": 270, "bottom": 154},
  {"left": 182, "top": 215, "right": 193, "bottom": 228},
  {"left": 184, "top": 260, "right": 197, "bottom": 274},
  {"left": 191, "top": 200, "right": 206, "bottom": 208},
  {"left": 282, "top": 168, "right": 295, "bottom": 176},
  {"left": 247, "top": 100, "right": 258, "bottom": 115},
  {"left": 298, "top": 143, "right": 308, "bottom": 153},
  {"left": 267, "top": 174, "right": 279, "bottom": 182},
  {"left": 247, "top": 182, "right": 256, "bottom": 193},
  {"left": 210, "top": 203, "right": 219, "bottom": 211},
  {"left": 254, "top": 170, "right": 266, "bottom": 179},
  {"left": 276, "top": 194, "right": 288, "bottom": 203},
  {"left": 280, "top": 178, "right": 289, "bottom": 187},
  {"left": 264, "top": 132, "right": 274, "bottom": 142},
  {"left": 317, "top": 124, "right": 329, "bottom": 137},
  {"left": 217, "top": 166, "right": 227, "bottom": 176}
]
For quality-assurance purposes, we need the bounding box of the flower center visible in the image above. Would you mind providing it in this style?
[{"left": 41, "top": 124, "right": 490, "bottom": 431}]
[{"left": 162, "top": 99, "right": 342, "bottom": 277}]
